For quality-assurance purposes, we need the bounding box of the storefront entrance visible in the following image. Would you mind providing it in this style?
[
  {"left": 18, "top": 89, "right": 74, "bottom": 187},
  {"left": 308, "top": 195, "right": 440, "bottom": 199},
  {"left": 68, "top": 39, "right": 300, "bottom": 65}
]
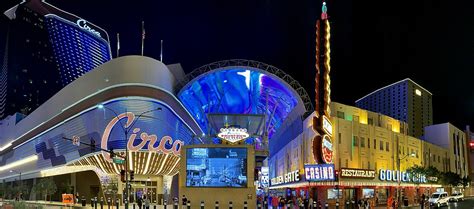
[
  {"left": 128, "top": 180, "right": 159, "bottom": 203},
  {"left": 343, "top": 188, "right": 356, "bottom": 202}
]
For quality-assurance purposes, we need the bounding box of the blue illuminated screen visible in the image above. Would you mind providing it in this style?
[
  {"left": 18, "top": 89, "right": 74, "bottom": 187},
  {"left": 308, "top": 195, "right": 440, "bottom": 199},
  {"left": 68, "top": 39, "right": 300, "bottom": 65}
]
[
  {"left": 178, "top": 68, "right": 299, "bottom": 138},
  {"left": 363, "top": 189, "right": 375, "bottom": 198},
  {"left": 186, "top": 147, "right": 248, "bottom": 188}
]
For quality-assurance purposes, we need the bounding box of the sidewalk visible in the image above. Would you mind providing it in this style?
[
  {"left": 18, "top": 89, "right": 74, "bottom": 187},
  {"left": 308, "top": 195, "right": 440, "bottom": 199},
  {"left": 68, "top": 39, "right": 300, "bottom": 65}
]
[{"left": 2, "top": 201, "right": 175, "bottom": 209}]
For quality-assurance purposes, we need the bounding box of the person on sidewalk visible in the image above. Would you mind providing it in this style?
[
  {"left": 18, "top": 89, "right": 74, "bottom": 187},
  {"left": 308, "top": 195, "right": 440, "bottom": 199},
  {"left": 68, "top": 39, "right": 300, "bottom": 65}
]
[
  {"left": 144, "top": 196, "right": 150, "bottom": 209},
  {"left": 137, "top": 196, "right": 143, "bottom": 209},
  {"left": 420, "top": 194, "right": 426, "bottom": 209},
  {"left": 181, "top": 195, "right": 187, "bottom": 209}
]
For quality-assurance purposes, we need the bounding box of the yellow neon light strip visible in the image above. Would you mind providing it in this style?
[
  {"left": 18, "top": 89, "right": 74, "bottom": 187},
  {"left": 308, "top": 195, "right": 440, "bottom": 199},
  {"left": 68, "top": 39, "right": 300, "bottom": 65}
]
[
  {"left": 156, "top": 154, "right": 169, "bottom": 175},
  {"left": 0, "top": 142, "right": 12, "bottom": 151},
  {"left": 128, "top": 151, "right": 133, "bottom": 171},
  {"left": 94, "top": 155, "right": 106, "bottom": 172},
  {"left": 143, "top": 152, "right": 152, "bottom": 174},
  {"left": 0, "top": 155, "right": 38, "bottom": 171},
  {"left": 167, "top": 157, "right": 180, "bottom": 175}
]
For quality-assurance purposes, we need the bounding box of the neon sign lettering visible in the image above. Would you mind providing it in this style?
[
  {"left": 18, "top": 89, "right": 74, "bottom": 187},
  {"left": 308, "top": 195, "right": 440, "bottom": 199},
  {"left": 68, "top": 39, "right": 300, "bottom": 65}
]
[
  {"left": 76, "top": 19, "right": 101, "bottom": 38},
  {"left": 101, "top": 112, "right": 184, "bottom": 161}
]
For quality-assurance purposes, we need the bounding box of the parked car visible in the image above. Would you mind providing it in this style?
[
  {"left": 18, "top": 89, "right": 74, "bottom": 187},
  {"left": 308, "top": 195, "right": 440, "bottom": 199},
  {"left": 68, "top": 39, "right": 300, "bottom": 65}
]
[
  {"left": 449, "top": 192, "right": 464, "bottom": 202},
  {"left": 428, "top": 192, "right": 449, "bottom": 207}
]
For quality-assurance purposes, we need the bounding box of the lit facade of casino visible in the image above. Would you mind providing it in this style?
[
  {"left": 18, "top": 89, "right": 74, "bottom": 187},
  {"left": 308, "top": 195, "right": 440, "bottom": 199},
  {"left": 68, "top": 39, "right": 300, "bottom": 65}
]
[{"left": 0, "top": 56, "right": 315, "bottom": 203}]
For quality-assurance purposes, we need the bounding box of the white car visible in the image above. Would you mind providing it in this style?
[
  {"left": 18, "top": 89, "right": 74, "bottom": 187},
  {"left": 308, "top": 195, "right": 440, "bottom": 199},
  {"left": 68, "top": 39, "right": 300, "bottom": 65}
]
[
  {"left": 449, "top": 192, "right": 464, "bottom": 202},
  {"left": 428, "top": 192, "right": 449, "bottom": 207}
]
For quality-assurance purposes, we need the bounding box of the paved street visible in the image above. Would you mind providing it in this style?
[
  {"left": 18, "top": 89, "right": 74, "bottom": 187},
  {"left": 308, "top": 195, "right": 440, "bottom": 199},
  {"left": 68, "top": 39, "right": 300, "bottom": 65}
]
[{"left": 438, "top": 198, "right": 474, "bottom": 209}]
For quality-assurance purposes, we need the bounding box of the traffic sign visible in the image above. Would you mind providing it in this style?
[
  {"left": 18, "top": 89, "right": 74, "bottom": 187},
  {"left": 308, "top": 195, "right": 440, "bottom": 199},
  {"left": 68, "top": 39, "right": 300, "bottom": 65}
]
[{"left": 113, "top": 157, "right": 124, "bottom": 164}]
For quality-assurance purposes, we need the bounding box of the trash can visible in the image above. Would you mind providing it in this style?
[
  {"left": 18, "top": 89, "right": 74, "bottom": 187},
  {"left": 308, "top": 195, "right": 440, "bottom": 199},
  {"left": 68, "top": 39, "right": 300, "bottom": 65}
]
[
  {"left": 403, "top": 199, "right": 408, "bottom": 206},
  {"left": 82, "top": 197, "right": 87, "bottom": 206}
]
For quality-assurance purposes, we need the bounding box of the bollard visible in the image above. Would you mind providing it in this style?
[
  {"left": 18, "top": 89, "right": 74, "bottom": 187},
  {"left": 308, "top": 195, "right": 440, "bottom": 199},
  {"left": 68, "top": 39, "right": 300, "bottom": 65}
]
[
  {"left": 229, "top": 201, "right": 233, "bottom": 209},
  {"left": 258, "top": 203, "right": 262, "bottom": 209},
  {"left": 325, "top": 203, "right": 329, "bottom": 209},
  {"left": 107, "top": 198, "right": 111, "bottom": 209},
  {"left": 351, "top": 201, "right": 355, "bottom": 209},
  {"left": 133, "top": 203, "right": 136, "bottom": 209},
  {"left": 91, "top": 198, "right": 95, "bottom": 207},
  {"left": 164, "top": 200, "right": 168, "bottom": 209},
  {"left": 174, "top": 200, "right": 178, "bottom": 209},
  {"left": 187, "top": 201, "right": 191, "bottom": 209},
  {"left": 264, "top": 201, "right": 267, "bottom": 209},
  {"left": 116, "top": 199, "right": 119, "bottom": 209},
  {"left": 345, "top": 201, "right": 349, "bottom": 209},
  {"left": 201, "top": 201, "right": 205, "bottom": 209},
  {"left": 313, "top": 201, "right": 317, "bottom": 209},
  {"left": 100, "top": 198, "right": 104, "bottom": 209},
  {"left": 336, "top": 202, "right": 339, "bottom": 209},
  {"left": 286, "top": 203, "right": 290, "bottom": 209},
  {"left": 215, "top": 201, "right": 219, "bottom": 209},
  {"left": 95, "top": 197, "right": 98, "bottom": 209},
  {"left": 243, "top": 201, "right": 248, "bottom": 209},
  {"left": 154, "top": 205, "right": 157, "bottom": 209}
]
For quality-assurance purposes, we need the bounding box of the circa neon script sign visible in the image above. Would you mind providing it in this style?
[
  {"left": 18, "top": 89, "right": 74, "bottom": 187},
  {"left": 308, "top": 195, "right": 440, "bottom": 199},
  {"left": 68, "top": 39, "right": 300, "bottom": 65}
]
[
  {"left": 76, "top": 19, "right": 101, "bottom": 38},
  {"left": 101, "top": 112, "right": 184, "bottom": 161}
]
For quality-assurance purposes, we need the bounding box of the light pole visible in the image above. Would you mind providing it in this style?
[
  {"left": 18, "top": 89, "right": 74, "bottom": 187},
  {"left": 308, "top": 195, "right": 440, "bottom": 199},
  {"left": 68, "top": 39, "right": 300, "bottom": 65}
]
[
  {"left": 9, "top": 170, "right": 21, "bottom": 187},
  {"left": 397, "top": 152, "right": 415, "bottom": 208},
  {"left": 98, "top": 104, "right": 162, "bottom": 209},
  {"left": 10, "top": 169, "right": 22, "bottom": 200}
]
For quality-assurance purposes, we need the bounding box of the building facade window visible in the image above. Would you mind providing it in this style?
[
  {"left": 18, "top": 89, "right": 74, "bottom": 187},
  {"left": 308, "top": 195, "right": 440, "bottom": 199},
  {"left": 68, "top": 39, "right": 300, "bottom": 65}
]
[
  {"left": 339, "top": 133, "right": 341, "bottom": 144},
  {"left": 374, "top": 139, "right": 376, "bottom": 150},
  {"left": 361, "top": 137, "right": 365, "bottom": 147},
  {"left": 380, "top": 141, "right": 383, "bottom": 151},
  {"left": 353, "top": 136, "right": 359, "bottom": 147},
  {"left": 368, "top": 138, "right": 370, "bottom": 148},
  {"left": 386, "top": 142, "right": 389, "bottom": 152},
  {"left": 337, "top": 111, "right": 345, "bottom": 119}
]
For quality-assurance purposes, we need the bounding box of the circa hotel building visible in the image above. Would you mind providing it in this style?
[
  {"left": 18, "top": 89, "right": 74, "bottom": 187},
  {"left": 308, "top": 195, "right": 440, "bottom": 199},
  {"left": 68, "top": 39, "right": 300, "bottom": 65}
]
[{"left": 1, "top": 0, "right": 112, "bottom": 118}]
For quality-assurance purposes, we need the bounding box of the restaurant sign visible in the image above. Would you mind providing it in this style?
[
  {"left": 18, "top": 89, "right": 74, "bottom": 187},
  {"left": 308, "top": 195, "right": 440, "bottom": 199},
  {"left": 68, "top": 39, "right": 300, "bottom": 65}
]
[{"left": 340, "top": 168, "right": 376, "bottom": 179}]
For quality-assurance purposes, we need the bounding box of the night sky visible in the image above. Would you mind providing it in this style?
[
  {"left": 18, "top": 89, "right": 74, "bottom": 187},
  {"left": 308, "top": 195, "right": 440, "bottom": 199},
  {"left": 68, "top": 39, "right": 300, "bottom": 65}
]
[{"left": 1, "top": 0, "right": 474, "bottom": 129}]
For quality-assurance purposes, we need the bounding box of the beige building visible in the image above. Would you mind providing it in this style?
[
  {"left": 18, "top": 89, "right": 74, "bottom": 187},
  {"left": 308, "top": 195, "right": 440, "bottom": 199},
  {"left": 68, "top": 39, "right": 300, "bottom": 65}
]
[
  {"left": 268, "top": 102, "right": 446, "bottom": 207},
  {"left": 424, "top": 123, "right": 469, "bottom": 177}
]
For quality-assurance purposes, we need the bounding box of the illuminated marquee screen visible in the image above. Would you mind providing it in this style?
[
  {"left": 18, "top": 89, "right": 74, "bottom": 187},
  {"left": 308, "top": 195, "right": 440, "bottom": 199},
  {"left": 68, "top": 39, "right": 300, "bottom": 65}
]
[{"left": 186, "top": 147, "right": 248, "bottom": 188}]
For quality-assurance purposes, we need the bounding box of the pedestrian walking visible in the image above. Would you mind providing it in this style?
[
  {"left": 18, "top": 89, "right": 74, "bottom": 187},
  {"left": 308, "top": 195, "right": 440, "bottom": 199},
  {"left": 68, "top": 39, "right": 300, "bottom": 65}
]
[
  {"left": 137, "top": 196, "right": 143, "bottom": 209},
  {"left": 144, "top": 196, "right": 150, "bottom": 209},
  {"left": 181, "top": 195, "right": 187, "bottom": 209}
]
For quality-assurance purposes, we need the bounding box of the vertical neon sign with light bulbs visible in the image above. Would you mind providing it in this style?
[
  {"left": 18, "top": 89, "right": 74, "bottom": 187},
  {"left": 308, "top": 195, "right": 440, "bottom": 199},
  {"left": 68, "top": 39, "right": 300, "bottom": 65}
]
[{"left": 313, "top": 1, "right": 334, "bottom": 164}]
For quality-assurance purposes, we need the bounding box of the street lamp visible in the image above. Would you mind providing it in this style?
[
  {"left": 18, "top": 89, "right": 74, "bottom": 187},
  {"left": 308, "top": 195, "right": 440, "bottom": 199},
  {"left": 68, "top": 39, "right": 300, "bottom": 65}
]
[
  {"left": 10, "top": 169, "right": 22, "bottom": 200},
  {"left": 397, "top": 152, "right": 415, "bottom": 208},
  {"left": 9, "top": 170, "right": 21, "bottom": 187},
  {"left": 98, "top": 104, "right": 162, "bottom": 209}
]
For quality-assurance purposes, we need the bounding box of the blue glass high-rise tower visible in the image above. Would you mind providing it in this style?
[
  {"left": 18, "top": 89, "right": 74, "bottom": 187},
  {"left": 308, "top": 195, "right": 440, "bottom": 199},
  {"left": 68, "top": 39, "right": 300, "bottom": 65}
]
[{"left": 0, "top": 0, "right": 111, "bottom": 118}]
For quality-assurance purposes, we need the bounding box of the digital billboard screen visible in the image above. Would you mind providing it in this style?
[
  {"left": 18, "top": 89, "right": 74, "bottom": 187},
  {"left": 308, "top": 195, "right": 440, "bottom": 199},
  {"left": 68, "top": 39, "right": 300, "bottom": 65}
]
[
  {"left": 362, "top": 188, "right": 375, "bottom": 198},
  {"left": 186, "top": 147, "right": 247, "bottom": 187}
]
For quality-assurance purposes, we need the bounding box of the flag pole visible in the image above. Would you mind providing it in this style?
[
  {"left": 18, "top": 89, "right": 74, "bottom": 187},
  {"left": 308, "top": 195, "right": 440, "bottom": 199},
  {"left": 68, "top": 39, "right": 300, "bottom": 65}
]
[
  {"left": 141, "top": 21, "right": 145, "bottom": 56},
  {"left": 160, "top": 40, "right": 163, "bottom": 62},
  {"left": 116, "top": 33, "right": 120, "bottom": 57}
]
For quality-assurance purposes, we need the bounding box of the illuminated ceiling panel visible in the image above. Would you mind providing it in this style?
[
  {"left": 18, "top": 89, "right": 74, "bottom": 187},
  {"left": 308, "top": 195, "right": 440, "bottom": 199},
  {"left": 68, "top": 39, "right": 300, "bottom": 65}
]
[
  {"left": 178, "top": 67, "right": 303, "bottom": 138},
  {"left": 68, "top": 151, "right": 180, "bottom": 176}
]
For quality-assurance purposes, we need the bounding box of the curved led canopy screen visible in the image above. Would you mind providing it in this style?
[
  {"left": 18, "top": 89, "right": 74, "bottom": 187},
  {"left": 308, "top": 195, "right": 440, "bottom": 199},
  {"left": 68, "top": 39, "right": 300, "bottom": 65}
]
[{"left": 178, "top": 67, "right": 299, "bottom": 138}]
